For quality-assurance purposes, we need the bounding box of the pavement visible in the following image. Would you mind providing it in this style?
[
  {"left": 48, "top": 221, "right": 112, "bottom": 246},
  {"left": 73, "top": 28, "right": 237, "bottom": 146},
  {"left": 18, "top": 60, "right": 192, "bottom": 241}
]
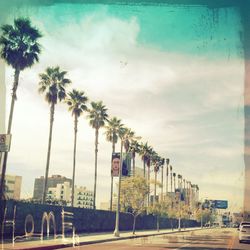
[
  {"left": 57, "top": 228, "right": 250, "bottom": 250},
  {"left": 2, "top": 227, "right": 202, "bottom": 250}
]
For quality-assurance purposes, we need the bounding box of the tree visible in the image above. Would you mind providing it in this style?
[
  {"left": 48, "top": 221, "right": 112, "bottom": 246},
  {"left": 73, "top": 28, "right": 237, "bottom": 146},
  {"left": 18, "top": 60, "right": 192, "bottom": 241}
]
[
  {"left": 0, "top": 18, "right": 42, "bottom": 199},
  {"left": 148, "top": 199, "right": 171, "bottom": 231},
  {"left": 129, "top": 140, "right": 141, "bottom": 176},
  {"left": 139, "top": 142, "right": 151, "bottom": 178},
  {"left": 173, "top": 172, "right": 176, "bottom": 191},
  {"left": 105, "top": 117, "right": 123, "bottom": 210},
  {"left": 165, "top": 159, "right": 170, "bottom": 197},
  {"left": 66, "top": 89, "right": 88, "bottom": 206},
  {"left": 120, "top": 176, "right": 149, "bottom": 234},
  {"left": 38, "top": 66, "right": 71, "bottom": 203},
  {"left": 87, "top": 101, "right": 108, "bottom": 209}
]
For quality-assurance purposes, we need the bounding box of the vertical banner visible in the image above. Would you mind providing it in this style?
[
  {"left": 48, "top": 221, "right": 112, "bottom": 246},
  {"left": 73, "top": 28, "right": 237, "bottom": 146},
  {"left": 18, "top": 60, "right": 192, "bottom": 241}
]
[{"left": 111, "top": 153, "right": 120, "bottom": 177}]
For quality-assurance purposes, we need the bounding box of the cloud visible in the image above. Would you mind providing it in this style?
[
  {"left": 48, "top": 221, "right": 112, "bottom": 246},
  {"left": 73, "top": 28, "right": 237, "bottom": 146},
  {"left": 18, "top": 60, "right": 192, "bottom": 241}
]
[{"left": 3, "top": 7, "right": 244, "bottom": 209}]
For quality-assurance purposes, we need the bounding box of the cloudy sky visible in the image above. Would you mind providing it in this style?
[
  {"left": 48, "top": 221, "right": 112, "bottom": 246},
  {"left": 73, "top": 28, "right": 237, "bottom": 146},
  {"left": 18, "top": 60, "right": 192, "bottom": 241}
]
[{"left": 1, "top": 2, "right": 245, "bottom": 211}]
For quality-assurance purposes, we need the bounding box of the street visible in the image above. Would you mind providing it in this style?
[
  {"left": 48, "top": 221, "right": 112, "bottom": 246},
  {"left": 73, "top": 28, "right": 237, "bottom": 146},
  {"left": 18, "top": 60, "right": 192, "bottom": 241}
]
[{"left": 60, "top": 228, "right": 250, "bottom": 250}]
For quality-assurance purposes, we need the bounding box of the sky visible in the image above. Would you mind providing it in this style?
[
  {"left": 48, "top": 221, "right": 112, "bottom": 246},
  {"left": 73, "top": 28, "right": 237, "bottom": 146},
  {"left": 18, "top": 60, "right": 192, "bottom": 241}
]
[{"left": 1, "top": 2, "right": 245, "bottom": 211}]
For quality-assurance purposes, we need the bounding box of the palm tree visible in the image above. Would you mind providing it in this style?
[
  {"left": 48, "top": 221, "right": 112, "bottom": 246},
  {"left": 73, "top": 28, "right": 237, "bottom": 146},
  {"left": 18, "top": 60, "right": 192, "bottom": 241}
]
[
  {"left": 88, "top": 101, "right": 108, "bottom": 209},
  {"left": 139, "top": 142, "right": 151, "bottom": 178},
  {"left": 129, "top": 140, "right": 141, "bottom": 176},
  {"left": 170, "top": 165, "right": 173, "bottom": 192},
  {"left": 160, "top": 158, "right": 165, "bottom": 201},
  {"left": 114, "top": 124, "right": 128, "bottom": 236},
  {"left": 39, "top": 66, "right": 71, "bottom": 203},
  {"left": 146, "top": 147, "right": 154, "bottom": 206},
  {"left": 66, "top": 89, "right": 88, "bottom": 206},
  {"left": 105, "top": 117, "right": 123, "bottom": 210},
  {"left": 0, "top": 18, "right": 42, "bottom": 199},
  {"left": 123, "top": 128, "right": 135, "bottom": 153},
  {"left": 173, "top": 173, "right": 176, "bottom": 191},
  {"left": 152, "top": 153, "right": 160, "bottom": 204},
  {"left": 165, "top": 159, "right": 170, "bottom": 198}
]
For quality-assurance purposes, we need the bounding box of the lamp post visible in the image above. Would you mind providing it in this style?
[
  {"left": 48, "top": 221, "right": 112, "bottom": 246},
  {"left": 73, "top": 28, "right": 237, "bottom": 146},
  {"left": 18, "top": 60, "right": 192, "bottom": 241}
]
[{"left": 113, "top": 139, "right": 124, "bottom": 237}]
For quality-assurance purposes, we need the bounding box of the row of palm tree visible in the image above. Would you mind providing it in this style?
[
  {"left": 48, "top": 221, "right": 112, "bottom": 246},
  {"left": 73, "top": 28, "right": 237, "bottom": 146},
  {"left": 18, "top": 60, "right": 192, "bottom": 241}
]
[
  {"left": 38, "top": 66, "right": 110, "bottom": 209},
  {"left": 0, "top": 18, "right": 198, "bottom": 212}
]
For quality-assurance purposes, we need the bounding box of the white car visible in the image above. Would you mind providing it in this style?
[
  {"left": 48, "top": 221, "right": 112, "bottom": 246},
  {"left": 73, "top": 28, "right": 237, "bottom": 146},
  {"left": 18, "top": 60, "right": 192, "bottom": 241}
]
[
  {"left": 239, "top": 221, "right": 250, "bottom": 230},
  {"left": 239, "top": 225, "right": 250, "bottom": 243}
]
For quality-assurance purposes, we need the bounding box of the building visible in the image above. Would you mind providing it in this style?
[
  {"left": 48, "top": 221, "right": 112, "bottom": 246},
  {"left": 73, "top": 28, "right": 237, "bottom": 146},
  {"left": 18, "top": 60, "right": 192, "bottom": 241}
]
[
  {"left": 47, "top": 182, "right": 94, "bottom": 209},
  {"left": 33, "top": 175, "right": 72, "bottom": 200},
  {"left": 47, "top": 181, "right": 71, "bottom": 202},
  {"left": 74, "top": 186, "right": 94, "bottom": 209},
  {"left": 2, "top": 174, "right": 22, "bottom": 200},
  {"left": 99, "top": 201, "right": 110, "bottom": 211}
]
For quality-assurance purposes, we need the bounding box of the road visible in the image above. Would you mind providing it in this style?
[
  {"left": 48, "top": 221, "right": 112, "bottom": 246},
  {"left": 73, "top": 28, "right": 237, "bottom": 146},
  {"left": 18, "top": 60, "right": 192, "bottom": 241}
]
[{"left": 60, "top": 228, "right": 250, "bottom": 250}]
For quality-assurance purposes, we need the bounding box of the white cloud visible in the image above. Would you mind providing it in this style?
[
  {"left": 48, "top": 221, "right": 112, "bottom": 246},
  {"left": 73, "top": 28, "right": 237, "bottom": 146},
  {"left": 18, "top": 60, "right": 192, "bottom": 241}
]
[{"left": 3, "top": 8, "right": 244, "bottom": 209}]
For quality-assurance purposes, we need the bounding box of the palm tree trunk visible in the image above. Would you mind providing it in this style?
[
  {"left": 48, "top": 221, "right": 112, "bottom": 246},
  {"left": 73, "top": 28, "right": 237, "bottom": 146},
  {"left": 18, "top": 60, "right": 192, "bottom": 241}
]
[
  {"left": 161, "top": 167, "right": 163, "bottom": 201},
  {"left": 93, "top": 128, "right": 99, "bottom": 209},
  {"left": 132, "top": 154, "right": 135, "bottom": 176},
  {"left": 110, "top": 141, "right": 115, "bottom": 211},
  {"left": 154, "top": 170, "right": 157, "bottom": 204},
  {"left": 42, "top": 103, "right": 55, "bottom": 203},
  {"left": 147, "top": 165, "right": 150, "bottom": 206},
  {"left": 166, "top": 168, "right": 168, "bottom": 198},
  {"left": 170, "top": 172, "right": 173, "bottom": 192},
  {"left": 143, "top": 160, "right": 146, "bottom": 178},
  {"left": 0, "top": 68, "right": 20, "bottom": 200},
  {"left": 71, "top": 115, "right": 78, "bottom": 207}
]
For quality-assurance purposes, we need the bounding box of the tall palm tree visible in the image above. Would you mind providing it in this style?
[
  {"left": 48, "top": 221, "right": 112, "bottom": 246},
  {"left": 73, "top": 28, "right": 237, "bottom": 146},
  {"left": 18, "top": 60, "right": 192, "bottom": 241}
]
[
  {"left": 152, "top": 153, "right": 160, "bottom": 204},
  {"left": 170, "top": 165, "right": 173, "bottom": 192},
  {"left": 173, "top": 172, "right": 176, "bottom": 192},
  {"left": 139, "top": 142, "right": 151, "bottom": 178},
  {"left": 88, "top": 101, "right": 108, "bottom": 209},
  {"left": 123, "top": 128, "right": 135, "bottom": 153},
  {"left": 146, "top": 147, "right": 154, "bottom": 206},
  {"left": 160, "top": 158, "right": 165, "bottom": 201},
  {"left": 39, "top": 66, "right": 71, "bottom": 203},
  {"left": 165, "top": 159, "right": 170, "bottom": 198},
  {"left": 0, "top": 18, "right": 42, "bottom": 199},
  {"left": 114, "top": 124, "right": 134, "bottom": 236},
  {"left": 105, "top": 117, "right": 123, "bottom": 210},
  {"left": 129, "top": 140, "right": 140, "bottom": 176},
  {"left": 66, "top": 89, "right": 88, "bottom": 207}
]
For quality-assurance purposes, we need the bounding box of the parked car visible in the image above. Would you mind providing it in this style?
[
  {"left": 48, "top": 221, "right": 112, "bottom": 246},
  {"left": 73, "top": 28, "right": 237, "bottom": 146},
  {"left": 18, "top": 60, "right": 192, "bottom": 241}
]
[{"left": 239, "top": 225, "right": 250, "bottom": 243}]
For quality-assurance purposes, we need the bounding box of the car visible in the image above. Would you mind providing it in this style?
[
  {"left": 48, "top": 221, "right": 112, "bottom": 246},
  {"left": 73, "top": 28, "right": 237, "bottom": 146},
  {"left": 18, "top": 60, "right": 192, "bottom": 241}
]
[
  {"left": 239, "top": 225, "right": 250, "bottom": 243},
  {"left": 239, "top": 221, "right": 250, "bottom": 230}
]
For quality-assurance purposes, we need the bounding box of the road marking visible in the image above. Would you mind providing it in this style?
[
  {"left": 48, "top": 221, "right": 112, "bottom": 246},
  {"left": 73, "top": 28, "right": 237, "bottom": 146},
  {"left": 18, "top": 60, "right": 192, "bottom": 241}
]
[{"left": 227, "top": 232, "right": 236, "bottom": 250}]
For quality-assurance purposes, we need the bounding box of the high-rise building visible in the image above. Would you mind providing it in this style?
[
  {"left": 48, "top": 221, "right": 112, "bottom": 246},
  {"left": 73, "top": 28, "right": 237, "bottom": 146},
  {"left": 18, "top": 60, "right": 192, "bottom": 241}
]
[
  {"left": 33, "top": 175, "right": 72, "bottom": 200},
  {"left": 1, "top": 174, "right": 22, "bottom": 200}
]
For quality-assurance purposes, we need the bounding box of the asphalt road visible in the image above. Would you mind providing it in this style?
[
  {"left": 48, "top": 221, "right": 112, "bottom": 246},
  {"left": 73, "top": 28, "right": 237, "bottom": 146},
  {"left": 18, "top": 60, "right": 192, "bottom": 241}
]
[{"left": 60, "top": 228, "right": 250, "bottom": 250}]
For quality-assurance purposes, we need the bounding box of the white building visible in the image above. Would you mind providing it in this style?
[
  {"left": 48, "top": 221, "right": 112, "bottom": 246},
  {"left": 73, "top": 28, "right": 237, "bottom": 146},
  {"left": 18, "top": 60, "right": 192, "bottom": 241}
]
[
  {"left": 74, "top": 186, "right": 93, "bottom": 209},
  {"left": 47, "top": 182, "right": 94, "bottom": 209}
]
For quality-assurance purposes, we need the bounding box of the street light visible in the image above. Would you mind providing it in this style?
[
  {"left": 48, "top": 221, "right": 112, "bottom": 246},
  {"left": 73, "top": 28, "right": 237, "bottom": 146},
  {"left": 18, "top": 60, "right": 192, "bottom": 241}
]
[{"left": 113, "top": 139, "right": 124, "bottom": 237}]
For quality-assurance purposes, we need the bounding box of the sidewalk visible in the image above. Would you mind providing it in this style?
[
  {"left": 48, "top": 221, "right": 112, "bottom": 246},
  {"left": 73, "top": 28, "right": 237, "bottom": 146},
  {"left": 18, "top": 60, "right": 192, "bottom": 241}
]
[{"left": 2, "top": 227, "right": 202, "bottom": 250}]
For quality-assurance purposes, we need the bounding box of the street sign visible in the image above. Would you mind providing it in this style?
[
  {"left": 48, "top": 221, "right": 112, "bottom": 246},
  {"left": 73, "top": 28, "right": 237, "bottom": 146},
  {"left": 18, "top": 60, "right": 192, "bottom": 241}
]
[
  {"left": 210, "top": 200, "right": 228, "bottom": 209},
  {"left": 0, "top": 134, "right": 11, "bottom": 152}
]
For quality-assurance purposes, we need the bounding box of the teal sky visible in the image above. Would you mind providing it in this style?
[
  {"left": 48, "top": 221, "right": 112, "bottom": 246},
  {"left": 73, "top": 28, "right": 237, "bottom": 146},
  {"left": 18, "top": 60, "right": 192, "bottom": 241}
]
[{"left": 1, "top": 2, "right": 245, "bottom": 211}]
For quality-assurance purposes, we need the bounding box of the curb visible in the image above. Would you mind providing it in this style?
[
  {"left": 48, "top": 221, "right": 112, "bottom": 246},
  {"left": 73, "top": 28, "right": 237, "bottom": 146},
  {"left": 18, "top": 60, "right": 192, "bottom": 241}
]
[{"left": 15, "top": 227, "right": 202, "bottom": 250}]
